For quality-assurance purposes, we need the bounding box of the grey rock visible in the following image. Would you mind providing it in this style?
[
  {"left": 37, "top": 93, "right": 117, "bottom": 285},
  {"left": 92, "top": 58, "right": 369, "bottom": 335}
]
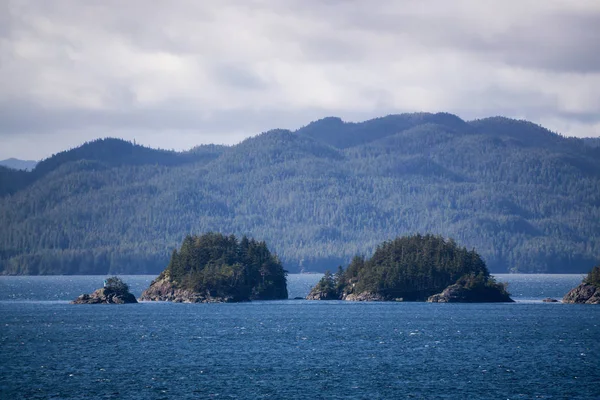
[
  {"left": 71, "top": 287, "right": 137, "bottom": 304},
  {"left": 341, "top": 292, "right": 387, "bottom": 302},
  {"left": 562, "top": 283, "right": 600, "bottom": 304},
  {"left": 542, "top": 298, "right": 559, "bottom": 303},
  {"left": 305, "top": 289, "right": 339, "bottom": 300},
  {"left": 139, "top": 276, "right": 236, "bottom": 303},
  {"left": 427, "top": 283, "right": 514, "bottom": 303}
]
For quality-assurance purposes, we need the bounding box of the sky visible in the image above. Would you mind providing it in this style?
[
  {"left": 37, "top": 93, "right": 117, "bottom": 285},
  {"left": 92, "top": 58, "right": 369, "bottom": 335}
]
[{"left": 1, "top": 0, "right": 599, "bottom": 160}]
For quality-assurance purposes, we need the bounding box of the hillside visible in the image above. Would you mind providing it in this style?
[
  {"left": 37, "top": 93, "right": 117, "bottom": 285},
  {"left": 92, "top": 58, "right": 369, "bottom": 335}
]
[{"left": 1, "top": 113, "right": 599, "bottom": 274}]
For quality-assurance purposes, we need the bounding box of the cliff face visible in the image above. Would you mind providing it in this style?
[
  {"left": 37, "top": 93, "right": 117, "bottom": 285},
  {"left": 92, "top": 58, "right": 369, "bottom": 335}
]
[
  {"left": 139, "top": 276, "right": 238, "bottom": 303},
  {"left": 562, "top": 283, "right": 600, "bottom": 304},
  {"left": 71, "top": 288, "right": 137, "bottom": 304}
]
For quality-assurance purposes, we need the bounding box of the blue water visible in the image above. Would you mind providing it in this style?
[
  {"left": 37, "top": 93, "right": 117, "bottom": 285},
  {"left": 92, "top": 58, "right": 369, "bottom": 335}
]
[{"left": 1, "top": 274, "right": 598, "bottom": 399}]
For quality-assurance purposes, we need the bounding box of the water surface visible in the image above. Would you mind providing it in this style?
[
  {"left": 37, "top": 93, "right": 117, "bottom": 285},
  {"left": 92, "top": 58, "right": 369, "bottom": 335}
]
[{"left": 0, "top": 274, "right": 597, "bottom": 399}]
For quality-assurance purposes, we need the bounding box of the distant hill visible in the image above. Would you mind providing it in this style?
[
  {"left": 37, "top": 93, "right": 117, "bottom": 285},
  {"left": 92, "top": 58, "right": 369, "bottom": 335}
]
[
  {"left": 1, "top": 114, "right": 599, "bottom": 275},
  {"left": 0, "top": 158, "right": 37, "bottom": 171},
  {"left": 0, "top": 138, "right": 222, "bottom": 197}
]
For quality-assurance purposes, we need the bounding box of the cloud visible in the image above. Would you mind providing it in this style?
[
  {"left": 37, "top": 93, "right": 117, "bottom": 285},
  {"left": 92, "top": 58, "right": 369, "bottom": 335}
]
[{"left": 0, "top": 0, "right": 599, "bottom": 159}]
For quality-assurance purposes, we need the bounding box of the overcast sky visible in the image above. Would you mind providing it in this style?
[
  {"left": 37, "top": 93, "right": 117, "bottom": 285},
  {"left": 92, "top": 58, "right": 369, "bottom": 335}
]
[{"left": 1, "top": 0, "right": 599, "bottom": 160}]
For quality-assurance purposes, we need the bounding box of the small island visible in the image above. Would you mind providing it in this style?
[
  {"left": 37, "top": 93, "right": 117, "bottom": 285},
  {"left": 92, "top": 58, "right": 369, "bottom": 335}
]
[
  {"left": 140, "top": 233, "right": 288, "bottom": 303},
  {"left": 71, "top": 276, "right": 137, "bottom": 304},
  {"left": 306, "top": 234, "right": 513, "bottom": 303},
  {"left": 563, "top": 265, "right": 600, "bottom": 304}
]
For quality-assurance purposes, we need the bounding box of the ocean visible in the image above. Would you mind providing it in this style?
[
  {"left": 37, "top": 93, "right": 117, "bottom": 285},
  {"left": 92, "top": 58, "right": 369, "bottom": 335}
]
[{"left": 1, "top": 274, "right": 598, "bottom": 399}]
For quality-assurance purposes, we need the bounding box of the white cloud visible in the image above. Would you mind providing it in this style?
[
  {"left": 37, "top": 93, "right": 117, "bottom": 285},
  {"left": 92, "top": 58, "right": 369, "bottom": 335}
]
[{"left": 0, "top": 0, "right": 599, "bottom": 159}]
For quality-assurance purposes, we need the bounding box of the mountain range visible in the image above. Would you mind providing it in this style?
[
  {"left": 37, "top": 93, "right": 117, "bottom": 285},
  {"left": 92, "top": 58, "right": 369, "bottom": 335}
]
[
  {"left": 1, "top": 112, "right": 599, "bottom": 275},
  {"left": 0, "top": 158, "right": 38, "bottom": 171}
]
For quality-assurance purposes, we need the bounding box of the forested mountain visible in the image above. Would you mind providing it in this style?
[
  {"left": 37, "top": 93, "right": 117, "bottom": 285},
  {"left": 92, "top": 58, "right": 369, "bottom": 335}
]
[
  {"left": 583, "top": 138, "right": 600, "bottom": 148},
  {"left": 1, "top": 113, "right": 599, "bottom": 274},
  {"left": 0, "top": 138, "right": 223, "bottom": 197}
]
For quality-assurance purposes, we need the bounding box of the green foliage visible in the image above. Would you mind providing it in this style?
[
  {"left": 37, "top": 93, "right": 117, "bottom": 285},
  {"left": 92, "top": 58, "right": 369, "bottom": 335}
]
[
  {"left": 584, "top": 265, "right": 600, "bottom": 288},
  {"left": 104, "top": 276, "right": 130, "bottom": 294},
  {"left": 313, "top": 270, "right": 335, "bottom": 292},
  {"left": 164, "top": 233, "right": 288, "bottom": 300},
  {"left": 454, "top": 272, "right": 511, "bottom": 301},
  {"left": 1, "top": 115, "right": 600, "bottom": 274},
  {"left": 333, "top": 234, "right": 500, "bottom": 301}
]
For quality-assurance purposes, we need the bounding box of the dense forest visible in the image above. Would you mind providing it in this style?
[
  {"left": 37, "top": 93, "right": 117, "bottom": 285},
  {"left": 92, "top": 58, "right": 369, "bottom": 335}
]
[
  {"left": 1, "top": 113, "right": 599, "bottom": 274},
  {"left": 309, "top": 234, "right": 510, "bottom": 301},
  {"left": 158, "top": 233, "right": 288, "bottom": 301},
  {"left": 584, "top": 266, "right": 600, "bottom": 288}
]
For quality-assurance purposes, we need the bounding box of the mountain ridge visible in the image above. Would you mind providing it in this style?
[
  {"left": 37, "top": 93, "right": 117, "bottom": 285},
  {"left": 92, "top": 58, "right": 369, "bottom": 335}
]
[
  {"left": 0, "top": 158, "right": 38, "bottom": 171},
  {"left": 1, "top": 113, "right": 599, "bottom": 275}
]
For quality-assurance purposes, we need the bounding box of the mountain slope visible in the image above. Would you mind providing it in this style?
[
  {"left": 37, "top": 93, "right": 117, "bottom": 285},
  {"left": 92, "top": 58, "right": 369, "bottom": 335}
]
[
  {"left": 296, "top": 112, "right": 470, "bottom": 148},
  {"left": 0, "top": 138, "right": 222, "bottom": 197},
  {"left": 1, "top": 114, "right": 599, "bottom": 274}
]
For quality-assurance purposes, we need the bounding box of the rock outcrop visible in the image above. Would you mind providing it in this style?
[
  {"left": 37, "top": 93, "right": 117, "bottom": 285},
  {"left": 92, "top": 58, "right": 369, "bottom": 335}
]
[
  {"left": 342, "top": 292, "right": 390, "bottom": 302},
  {"left": 427, "top": 283, "right": 514, "bottom": 303},
  {"left": 139, "top": 276, "right": 237, "bottom": 303},
  {"left": 542, "top": 298, "right": 559, "bottom": 303},
  {"left": 71, "top": 287, "right": 137, "bottom": 304},
  {"left": 562, "top": 283, "right": 600, "bottom": 304},
  {"left": 305, "top": 289, "right": 339, "bottom": 300}
]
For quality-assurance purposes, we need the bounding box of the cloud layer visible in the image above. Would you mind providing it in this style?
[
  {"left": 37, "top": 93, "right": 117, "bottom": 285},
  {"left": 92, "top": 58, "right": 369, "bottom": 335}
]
[{"left": 1, "top": 0, "right": 599, "bottom": 159}]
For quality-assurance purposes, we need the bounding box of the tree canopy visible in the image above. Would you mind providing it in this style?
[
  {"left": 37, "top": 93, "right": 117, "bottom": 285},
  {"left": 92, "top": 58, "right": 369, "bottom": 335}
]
[
  {"left": 161, "top": 232, "right": 288, "bottom": 301},
  {"left": 584, "top": 265, "right": 600, "bottom": 288},
  {"left": 311, "top": 234, "right": 510, "bottom": 301},
  {"left": 103, "top": 276, "right": 130, "bottom": 294}
]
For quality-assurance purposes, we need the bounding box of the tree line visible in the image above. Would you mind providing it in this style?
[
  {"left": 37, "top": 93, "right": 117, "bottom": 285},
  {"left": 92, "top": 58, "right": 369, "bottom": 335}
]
[{"left": 1, "top": 114, "right": 599, "bottom": 274}]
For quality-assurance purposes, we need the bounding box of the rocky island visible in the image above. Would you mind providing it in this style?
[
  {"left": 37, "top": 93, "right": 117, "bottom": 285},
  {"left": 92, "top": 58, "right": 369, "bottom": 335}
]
[
  {"left": 72, "top": 276, "right": 137, "bottom": 304},
  {"left": 140, "top": 233, "right": 288, "bottom": 303},
  {"left": 306, "top": 234, "right": 513, "bottom": 303},
  {"left": 563, "top": 266, "right": 600, "bottom": 304}
]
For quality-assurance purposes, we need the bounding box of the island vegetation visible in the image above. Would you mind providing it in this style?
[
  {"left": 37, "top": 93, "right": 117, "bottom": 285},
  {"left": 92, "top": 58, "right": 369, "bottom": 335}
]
[
  {"left": 140, "top": 233, "right": 288, "bottom": 302},
  {"left": 71, "top": 276, "right": 137, "bottom": 304},
  {"left": 563, "top": 265, "right": 600, "bottom": 304},
  {"left": 306, "top": 234, "right": 512, "bottom": 302},
  {"left": 583, "top": 266, "right": 600, "bottom": 288}
]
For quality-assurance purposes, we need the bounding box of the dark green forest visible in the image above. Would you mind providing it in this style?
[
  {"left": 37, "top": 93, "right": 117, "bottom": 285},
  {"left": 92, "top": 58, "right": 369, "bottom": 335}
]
[
  {"left": 1, "top": 113, "right": 599, "bottom": 274},
  {"left": 584, "top": 265, "right": 600, "bottom": 288},
  {"left": 311, "top": 234, "right": 510, "bottom": 301},
  {"left": 160, "top": 232, "right": 288, "bottom": 300}
]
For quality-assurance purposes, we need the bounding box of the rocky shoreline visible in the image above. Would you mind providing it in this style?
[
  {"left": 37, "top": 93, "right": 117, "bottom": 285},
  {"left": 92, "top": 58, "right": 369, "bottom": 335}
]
[
  {"left": 427, "top": 283, "right": 514, "bottom": 303},
  {"left": 71, "top": 287, "right": 137, "bottom": 304},
  {"left": 139, "top": 277, "right": 238, "bottom": 303},
  {"left": 306, "top": 286, "right": 513, "bottom": 303},
  {"left": 562, "top": 283, "right": 600, "bottom": 304}
]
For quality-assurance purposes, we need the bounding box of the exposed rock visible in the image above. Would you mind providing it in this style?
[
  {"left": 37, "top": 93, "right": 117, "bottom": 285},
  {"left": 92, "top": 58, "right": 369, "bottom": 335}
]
[
  {"left": 139, "top": 276, "right": 236, "bottom": 303},
  {"left": 341, "top": 291, "right": 388, "bottom": 302},
  {"left": 542, "top": 298, "right": 559, "bottom": 303},
  {"left": 427, "top": 283, "right": 514, "bottom": 303},
  {"left": 71, "top": 287, "right": 137, "bottom": 304},
  {"left": 305, "top": 289, "right": 339, "bottom": 300},
  {"left": 562, "top": 283, "right": 600, "bottom": 304}
]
